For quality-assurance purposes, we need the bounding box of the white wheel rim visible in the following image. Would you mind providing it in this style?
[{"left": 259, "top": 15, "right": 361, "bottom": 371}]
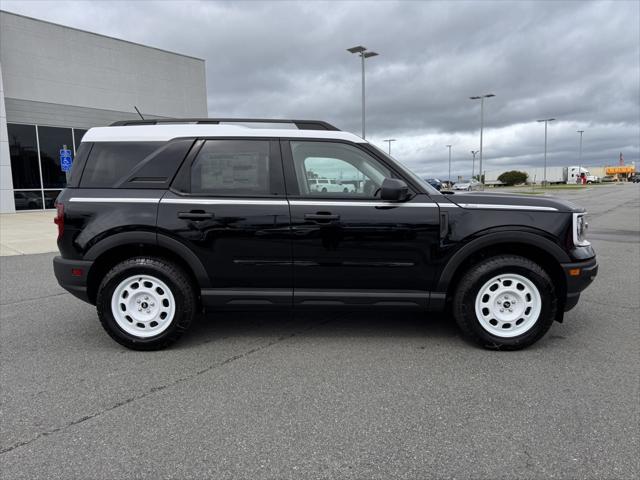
[
  {"left": 474, "top": 273, "right": 542, "bottom": 338},
  {"left": 111, "top": 275, "right": 176, "bottom": 338}
]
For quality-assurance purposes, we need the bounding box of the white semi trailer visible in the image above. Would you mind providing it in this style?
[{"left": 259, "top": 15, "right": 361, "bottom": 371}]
[{"left": 485, "top": 166, "right": 595, "bottom": 185}]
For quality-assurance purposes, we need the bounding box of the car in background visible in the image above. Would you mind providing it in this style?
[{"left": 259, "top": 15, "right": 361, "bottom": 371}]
[
  {"left": 452, "top": 179, "right": 481, "bottom": 191},
  {"left": 628, "top": 174, "right": 640, "bottom": 183},
  {"left": 425, "top": 178, "right": 442, "bottom": 190},
  {"left": 585, "top": 175, "right": 600, "bottom": 184},
  {"left": 13, "top": 191, "right": 43, "bottom": 210},
  {"left": 308, "top": 178, "right": 355, "bottom": 193},
  {"left": 602, "top": 175, "right": 618, "bottom": 183}
]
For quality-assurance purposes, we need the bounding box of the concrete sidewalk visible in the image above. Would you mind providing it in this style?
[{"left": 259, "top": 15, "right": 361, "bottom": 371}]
[{"left": 0, "top": 211, "right": 58, "bottom": 256}]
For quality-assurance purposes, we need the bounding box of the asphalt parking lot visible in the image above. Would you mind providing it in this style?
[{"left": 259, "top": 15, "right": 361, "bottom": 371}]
[{"left": 1, "top": 184, "right": 638, "bottom": 479}]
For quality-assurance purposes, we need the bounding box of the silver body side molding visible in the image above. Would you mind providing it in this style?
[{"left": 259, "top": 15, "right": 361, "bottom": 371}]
[
  {"left": 456, "top": 203, "right": 558, "bottom": 211},
  {"left": 69, "top": 197, "right": 161, "bottom": 203}
]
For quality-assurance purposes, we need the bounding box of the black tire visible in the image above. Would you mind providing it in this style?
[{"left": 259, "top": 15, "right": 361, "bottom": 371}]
[
  {"left": 452, "top": 255, "right": 557, "bottom": 350},
  {"left": 96, "top": 257, "right": 196, "bottom": 350}
]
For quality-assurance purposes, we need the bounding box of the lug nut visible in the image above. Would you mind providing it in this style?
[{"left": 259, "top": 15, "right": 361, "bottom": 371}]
[
  {"left": 509, "top": 308, "right": 513, "bottom": 312},
  {"left": 145, "top": 296, "right": 149, "bottom": 300},
  {"left": 138, "top": 307, "right": 142, "bottom": 311},
  {"left": 497, "top": 300, "right": 502, "bottom": 305},
  {"left": 146, "top": 309, "right": 150, "bottom": 313},
  {"left": 150, "top": 302, "right": 155, "bottom": 307},
  {"left": 500, "top": 308, "right": 504, "bottom": 312}
]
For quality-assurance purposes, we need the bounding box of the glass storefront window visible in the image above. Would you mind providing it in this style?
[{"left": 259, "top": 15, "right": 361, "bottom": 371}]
[
  {"left": 13, "top": 191, "right": 43, "bottom": 211},
  {"left": 7, "top": 124, "right": 41, "bottom": 189},
  {"left": 8, "top": 123, "right": 89, "bottom": 210},
  {"left": 38, "top": 126, "right": 73, "bottom": 189},
  {"left": 43, "top": 190, "right": 62, "bottom": 209}
]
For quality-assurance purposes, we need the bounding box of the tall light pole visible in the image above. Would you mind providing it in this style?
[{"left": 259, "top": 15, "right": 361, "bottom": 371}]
[
  {"left": 446, "top": 145, "right": 452, "bottom": 186},
  {"left": 383, "top": 138, "right": 396, "bottom": 155},
  {"left": 347, "top": 45, "right": 379, "bottom": 139},
  {"left": 471, "top": 150, "right": 479, "bottom": 180},
  {"left": 577, "top": 130, "right": 584, "bottom": 182},
  {"left": 537, "top": 118, "right": 556, "bottom": 186},
  {"left": 470, "top": 94, "right": 495, "bottom": 189}
]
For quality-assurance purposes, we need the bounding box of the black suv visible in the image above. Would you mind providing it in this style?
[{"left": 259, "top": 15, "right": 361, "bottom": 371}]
[{"left": 53, "top": 118, "right": 598, "bottom": 350}]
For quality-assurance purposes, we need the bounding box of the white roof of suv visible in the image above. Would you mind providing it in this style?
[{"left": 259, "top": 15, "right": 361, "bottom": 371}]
[{"left": 83, "top": 124, "right": 366, "bottom": 144}]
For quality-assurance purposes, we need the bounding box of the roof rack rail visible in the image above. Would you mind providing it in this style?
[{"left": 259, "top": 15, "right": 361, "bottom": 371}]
[{"left": 109, "top": 118, "right": 340, "bottom": 131}]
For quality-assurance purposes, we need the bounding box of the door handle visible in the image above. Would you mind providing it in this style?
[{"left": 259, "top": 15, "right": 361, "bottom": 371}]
[
  {"left": 178, "top": 210, "right": 214, "bottom": 220},
  {"left": 304, "top": 212, "right": 340, "bottom": 222}
]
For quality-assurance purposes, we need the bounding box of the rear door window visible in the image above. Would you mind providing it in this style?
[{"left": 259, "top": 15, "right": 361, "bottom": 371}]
[
  {"left": 80, "top": 142, "right": 163, "bottom": 188},
  {"left": 182, "top": 139, "right": 283, "bottom": 197}
]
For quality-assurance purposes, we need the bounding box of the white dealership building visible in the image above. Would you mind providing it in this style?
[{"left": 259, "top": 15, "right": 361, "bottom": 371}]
[{"left": 0, "top": 10, "right": 207, "bottom": 213}]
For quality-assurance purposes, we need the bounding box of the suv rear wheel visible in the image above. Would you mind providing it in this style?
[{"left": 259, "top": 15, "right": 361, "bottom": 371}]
[
  {"left": 452, "top": 255, "right": 557, "bottom": 350},
  {"left": 96, "top": 257, "right": 196, "bottom": 350}
]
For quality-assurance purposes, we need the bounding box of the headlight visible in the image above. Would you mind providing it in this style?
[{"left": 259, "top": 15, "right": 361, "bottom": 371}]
[{"left": 573, "top": 213, "right": 590, "bottom": 246}]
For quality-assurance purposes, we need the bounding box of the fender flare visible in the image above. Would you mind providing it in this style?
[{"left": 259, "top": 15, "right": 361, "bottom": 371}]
[
  {"left": 84, "top": 231, "right": 210, "bottom": 287},
  {"left": 435, "top": 230, "right": 570, "bottom": 292}
]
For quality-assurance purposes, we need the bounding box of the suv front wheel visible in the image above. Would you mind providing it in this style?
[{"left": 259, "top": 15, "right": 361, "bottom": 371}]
[
  {"left": 452, "top": 255, "right": 557, "bottom": 350},
  {"left": 96, "top": 257, "right": 196, "bottom": 350}
]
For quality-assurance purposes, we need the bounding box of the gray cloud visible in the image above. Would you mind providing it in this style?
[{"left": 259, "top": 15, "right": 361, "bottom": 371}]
[{"left": 3, "top": 0, "right": 639, "bottom": 178}]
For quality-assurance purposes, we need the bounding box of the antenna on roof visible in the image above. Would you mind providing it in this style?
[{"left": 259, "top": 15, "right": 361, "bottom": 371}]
[{"left": 134, "top": 106, "right": 145, "bottom": 120}]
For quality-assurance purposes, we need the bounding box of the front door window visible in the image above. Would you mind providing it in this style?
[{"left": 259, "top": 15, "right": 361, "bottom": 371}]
[{"left": 290, "top": 141, "right": 391, "bottom": 198}]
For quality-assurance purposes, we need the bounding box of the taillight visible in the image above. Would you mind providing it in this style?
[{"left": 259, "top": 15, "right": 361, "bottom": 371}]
[{"left": 54, "top": 203, "right": 64, "bottom": 239}]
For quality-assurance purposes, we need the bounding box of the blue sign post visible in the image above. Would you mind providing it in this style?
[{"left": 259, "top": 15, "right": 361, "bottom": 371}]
[{"left": 60, "top": 147, "right": 73, "bottom": 173}]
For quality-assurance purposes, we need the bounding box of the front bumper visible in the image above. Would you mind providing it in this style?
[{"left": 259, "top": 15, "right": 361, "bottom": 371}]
[
  {"left": 561, "top": 256, "right": 598, "bottom": 312},
  {"left": 53, "top": 256, "right": 94, "bottom": 304}
]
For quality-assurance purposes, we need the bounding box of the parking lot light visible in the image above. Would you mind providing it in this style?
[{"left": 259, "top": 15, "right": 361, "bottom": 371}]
[
  {"left": 446, "top": 144, "right": 452, "bottom": 185},
  {"left": 537, "top": 118, "right": 556, "bottom": 186},
  {"left": 470, "top": 94, "right": 495, "bottom": 190},
  {"left": 471, "top": 150, "right": 479, "bottom": 180},
  {"left": 347, "top": 45, "right": 379, "bottom": 139},
  {"left": 383, "top": 138, "right": 396, "bottom": 155},
  {"left": 577, "top": 130, "right": 585, "bottom": 180}
]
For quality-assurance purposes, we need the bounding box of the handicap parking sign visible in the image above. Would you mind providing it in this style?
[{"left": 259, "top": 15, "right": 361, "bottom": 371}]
[{"left": 60, "top": 148, "right": 73, "bottom": 173}]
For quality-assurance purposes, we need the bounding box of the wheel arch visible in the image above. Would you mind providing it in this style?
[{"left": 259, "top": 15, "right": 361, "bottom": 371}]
[
  {"left": 436, "top": 232, "right": 569, "bottom": 313},
  {"left": 84, "top": 232, "right": 209, "bottom": 304}
]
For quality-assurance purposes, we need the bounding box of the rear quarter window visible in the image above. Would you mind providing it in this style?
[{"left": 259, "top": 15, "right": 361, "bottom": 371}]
[
  {"left": 66, "top": 142, "right": 92, "bottom": 188},
  {"left": 79, "top": 142, "right": 163, "bottom": 188}
]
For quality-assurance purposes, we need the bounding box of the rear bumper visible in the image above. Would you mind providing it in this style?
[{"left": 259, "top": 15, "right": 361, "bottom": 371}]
[
  {"left": 53, "top": 256, "right": 94, "bottom": 304},
  {"left": 561, "top": 256, "right": 598, "bottom": 312}
]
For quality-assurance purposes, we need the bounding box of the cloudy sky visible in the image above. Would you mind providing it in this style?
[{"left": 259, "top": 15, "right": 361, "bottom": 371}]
[{"left": 3, "top": 0, "right": 639, "bottom": 179}]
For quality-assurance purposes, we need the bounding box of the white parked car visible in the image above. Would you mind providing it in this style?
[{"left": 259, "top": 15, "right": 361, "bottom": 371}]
[
  {"left": 452, "top": 179, "right": 481, "bottom": 191},
  {"left": 585, "top": 175, "right": 600, "bottom": 184},
  {"left": 308, "top": 178, "right": 356, "bottom": 193}
]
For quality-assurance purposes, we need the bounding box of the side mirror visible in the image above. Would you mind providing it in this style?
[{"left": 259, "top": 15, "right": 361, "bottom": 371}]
[{"left": 380, "top": 178, "right": 409, "bottom": 201}]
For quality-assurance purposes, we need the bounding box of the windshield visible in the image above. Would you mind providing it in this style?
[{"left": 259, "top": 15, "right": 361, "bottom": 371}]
[{"left": 369, "top": 145, "right": 440, "bottom": 195}]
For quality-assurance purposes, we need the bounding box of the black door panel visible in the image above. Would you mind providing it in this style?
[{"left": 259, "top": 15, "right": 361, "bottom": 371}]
[
  {"left": 160, "top": 138, "right": 292, "bottom": 298},
  {"left": 281, "top": 139, "right": 441, "bottom": 302},
  {"left": 288, "top": 197, "right": 440, "bottom": 292}
]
